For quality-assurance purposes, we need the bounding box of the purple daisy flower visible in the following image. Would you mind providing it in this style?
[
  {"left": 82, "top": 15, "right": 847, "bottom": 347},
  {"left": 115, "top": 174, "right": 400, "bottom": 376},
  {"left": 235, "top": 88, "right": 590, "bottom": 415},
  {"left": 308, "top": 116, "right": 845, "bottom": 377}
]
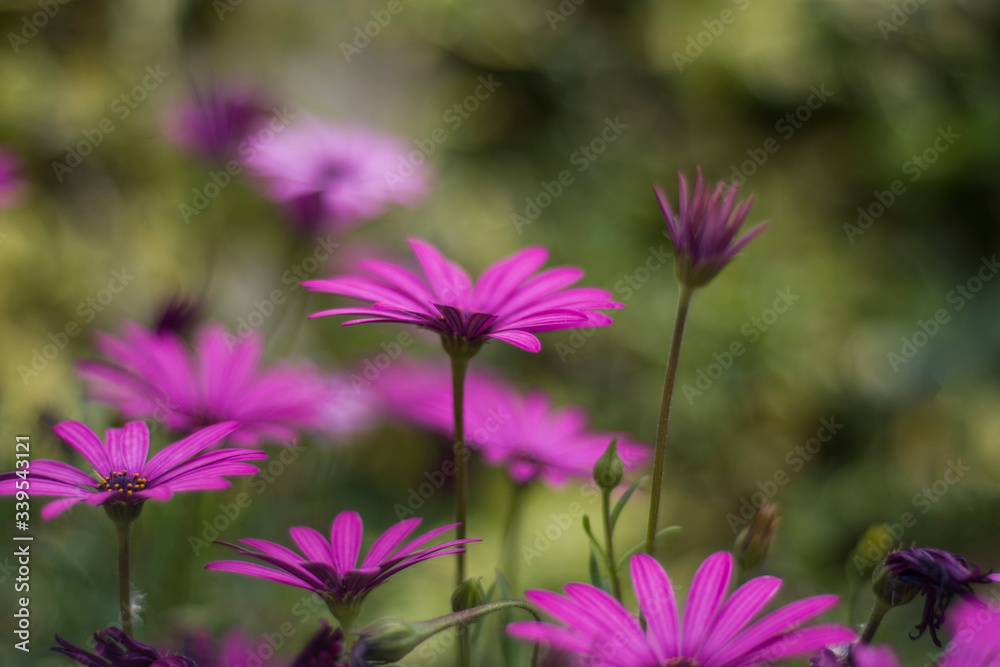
[
  {"left": 881, "top": 547, "right": 996, "bottom": 646},
  {"left": 0, "top": 146, "right": 25, "bottom": 208},
  {"left": 0, "top": 420, "right": 264, "bottom": 519},
  {"left": 380, "top": 361, "right": 648, "bottom": 485},
  {"left": 206, "top": 510, "right": 480, "bottom": 628},
  {"left": 79, "top": 321, "right": 336, "bottom": 447},
  {"left": 509, "top": 552, "right": 854, "bottom": 667},
  {"left": 305, "top": 238, "right": 623, "bottom": 353},
  {"left": 164, "top": 85, "right": 270, "bottom": 164},
  {"left": 52, "top": 627, "right": 196, "bottom": 667},
  {"left": 655, "top": 169, "right": 768, "bottom": 288},
  {"left": 244, "top": 115, "right": 431, "bottom": 232}
]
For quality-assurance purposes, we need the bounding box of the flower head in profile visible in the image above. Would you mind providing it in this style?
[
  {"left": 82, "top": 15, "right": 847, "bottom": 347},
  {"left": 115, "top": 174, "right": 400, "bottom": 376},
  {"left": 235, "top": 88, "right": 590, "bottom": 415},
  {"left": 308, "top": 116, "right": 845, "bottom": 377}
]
[
  {"left": 380, "top": 362, "right": 648, "bottom": 485},
  {"left": 655, "top": 169, "right": 767, "bottom": 288},
  {"left": 53, "top": 626, "right": 196, "bottom": 666},
  {"left": 305, "top": 238, "right": 623, "bottom": 354},
  {"left": 0, "top": 146, "right": 25, "bottom": 208},
  {"left": 206, "top": 510, "right": 480, "bottom": 628},
  {"left": 0, "top": 420, "right": 264, "bottom": 519},
  {"left": 164, "top": 84, "right": 269, "bottom": 163},
  {"left": 79, "top": 321, "right": 338, "bottom": 447},
  {"left": 509, "top": 552, "right": 854, "bottom": 667},
  {"left": 879, "top": 547, "right": 996, "bottom": 645},
  {"left": 245, "top": 115, "right": 430, "bottom": 232}
]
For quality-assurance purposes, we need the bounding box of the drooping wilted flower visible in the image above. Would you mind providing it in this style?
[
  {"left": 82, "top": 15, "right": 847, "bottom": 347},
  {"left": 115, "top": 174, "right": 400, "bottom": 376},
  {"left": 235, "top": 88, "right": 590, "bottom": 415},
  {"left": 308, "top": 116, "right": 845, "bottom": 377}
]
[
  {"left": 52, "top": 626, "right": 196, "bottom": 666},
  {"left": 378, "top": 362, "right": 648, "bottom": 485},
  {"left": 79, "top": 321, "right": 340, "bottom": 446},
  {"left": 878, "top": 547, "right": 996, "bottom": 646},
  {"left": 206, "top": 511, "right": 480, "bottom": 629},
  {"left": 0, "top": 420, "right": 264, "bottom": 519},
  {"left": 655, "top": 169, "right": 768, "bottom": 288},
  {"left": 290, "top": 620, "right": 347, "bottom": 667},
  {"left": 164, "top": 84, "right": 270, "bottom": 164},
  {"left": 244, "top": 115, "right": 430, "bottom": 232},
  {"left": 304, "top": 238, "right": 623, "bottom": 354},
  {"left": 508, "top": 552, "right": 854, "bottom": 667}
]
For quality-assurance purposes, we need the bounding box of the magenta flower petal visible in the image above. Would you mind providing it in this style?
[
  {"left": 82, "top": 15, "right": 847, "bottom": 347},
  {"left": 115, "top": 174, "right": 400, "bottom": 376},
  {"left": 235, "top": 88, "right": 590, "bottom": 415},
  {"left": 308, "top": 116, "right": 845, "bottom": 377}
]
[
  {"left": 631, "top": 553, "right": 681, "bottom": 658},
  {"left": 290, "top": 527, "right": 335, "bottom": 566},
  {"left": 682, "top": 552, "right": 734, "bottom": 655},
  {"left": 509, "top": 553, "right": 852, "bottom": 667},
  {"left": 0, "top": 420, "right": 263, "bottom": 519},
  {"left": 306, "top": 237, "right": 621, "bottom": 353},
  {"left": 330, "top": 511, "right": 364, "bottom": 572}
]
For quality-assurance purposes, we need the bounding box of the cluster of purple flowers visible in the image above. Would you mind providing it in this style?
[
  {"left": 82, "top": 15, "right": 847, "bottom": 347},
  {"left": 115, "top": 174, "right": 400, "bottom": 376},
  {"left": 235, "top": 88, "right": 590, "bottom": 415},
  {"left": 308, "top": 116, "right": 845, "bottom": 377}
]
[{"left": 3, "top": 84, "right": 997, "bottom": 667}]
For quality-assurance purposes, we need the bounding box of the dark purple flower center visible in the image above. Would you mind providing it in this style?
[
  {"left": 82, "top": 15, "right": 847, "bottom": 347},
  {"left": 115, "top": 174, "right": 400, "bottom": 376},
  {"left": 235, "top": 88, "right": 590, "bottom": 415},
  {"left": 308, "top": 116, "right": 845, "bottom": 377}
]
[
  {"left": 664, "top": 658, "right": 700, "bottom": 667},
  {"left": 97, "top": 469, "right": 147, "bottom": 496},
  {"left": 318, "top": 160, "right": 352, "bottom": 189},
  {"left": 434, "top": 304, "right": 499, "bottom": 340}
]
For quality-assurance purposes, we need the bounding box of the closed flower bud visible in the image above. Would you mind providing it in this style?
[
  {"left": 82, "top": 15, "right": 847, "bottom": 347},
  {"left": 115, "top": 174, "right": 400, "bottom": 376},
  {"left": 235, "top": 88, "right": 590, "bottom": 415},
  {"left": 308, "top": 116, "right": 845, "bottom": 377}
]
[
  {"left": 734, "top": 501, "right": 778, "bottom": 573},
  {"left": 451, "top": 577, "right": 486, "bottom": 612},
  {"left": 593, "top": 437, "right": 624, "bottom": 491},
  {"left": 848, "top": 524, "right": 894, "bottom": 580},
  {"left": 357, "top": 617, "right": 426, "bottom": 665}
]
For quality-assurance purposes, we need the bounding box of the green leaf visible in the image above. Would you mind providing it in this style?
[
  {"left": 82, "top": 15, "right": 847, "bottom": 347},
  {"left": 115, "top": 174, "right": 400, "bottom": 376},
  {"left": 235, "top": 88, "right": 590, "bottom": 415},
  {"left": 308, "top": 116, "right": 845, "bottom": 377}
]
[
  {"left": 616, "top": 525, "right": 681, "bottom": 571},
  {"left": 588, "top": 545, "right": 611, "bottom": 593},
  {"left": 610, "top": 475, "right": 649, "bottom": 531},
  {"left": 581, "top": 514, "right": 608, "bottom": 562}
]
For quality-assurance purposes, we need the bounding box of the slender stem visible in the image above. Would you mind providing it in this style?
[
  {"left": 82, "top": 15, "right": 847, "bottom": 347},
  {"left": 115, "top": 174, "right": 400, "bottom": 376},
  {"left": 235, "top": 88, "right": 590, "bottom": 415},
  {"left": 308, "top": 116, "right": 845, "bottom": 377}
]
[
  {"left": 450, "top": 353, "right": 471, "bottom": 667},
  {"left": 114, "top": 519, "right": 134, "bottom": 635},
  {"left": 645, "top": 283, "right": 694, "bottom": 556},
  {"left": 451, "top": 354, "right": 471, "bottom": 583},
  {"left": 858, "top": 601, "right": 891, "bottom": 643},
  {"left": 601, "top": 490, "right": 623, "bottom": 601},
  {"left": 501, "top": 482, "right": 527, "bottom": 591}
]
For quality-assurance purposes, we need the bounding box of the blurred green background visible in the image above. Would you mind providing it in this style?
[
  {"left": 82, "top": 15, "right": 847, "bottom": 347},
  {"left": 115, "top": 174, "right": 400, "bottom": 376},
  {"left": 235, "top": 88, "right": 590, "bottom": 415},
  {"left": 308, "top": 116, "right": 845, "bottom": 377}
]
[{"left": 2, "top": 0, "right": 1000, "bottom": 664}]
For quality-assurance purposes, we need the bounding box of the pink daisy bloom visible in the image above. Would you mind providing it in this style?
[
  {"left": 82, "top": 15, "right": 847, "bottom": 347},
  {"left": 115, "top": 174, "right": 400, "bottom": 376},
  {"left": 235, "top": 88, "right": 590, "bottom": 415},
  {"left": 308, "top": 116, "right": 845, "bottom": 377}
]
[
  {"left": 244, "top": 115, "right": 430, "bottom": 232},
  {"left": 509, "top": 552, "right": 854, "bottom": 667},
  {"left": 79, "top": 321, "right": 339, "bottom": 447},
  {"left": 380, "top": 362, "right": 648, "bottom": 485},
  {"left": 206, "top": 510, "right": 480, "bottom": 628},
  {"left": 0, "top": 420, "right": 264, "bottom": 519},
  {"left": 305, "top": 238, "right": 623, "bottom": 353},
  {"left": 655, "top": 169, "right": 768, "bottom": 288}
]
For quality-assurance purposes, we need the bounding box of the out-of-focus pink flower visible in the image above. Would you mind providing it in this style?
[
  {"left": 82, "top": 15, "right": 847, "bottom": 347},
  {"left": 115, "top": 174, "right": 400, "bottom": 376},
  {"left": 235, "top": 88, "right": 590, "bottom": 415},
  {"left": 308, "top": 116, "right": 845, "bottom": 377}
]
[
  {"left": 379, "top": 361, "right": 648, "bottom": 486},
  {"left": 164, "top": 85, "right": 270, "bottom": 164},
  {"left": 79, "top": 321, "right": 369, "bottom": 447},
  {"left": 0, "top": 147, "right": 25, "bottom": 207},
  {"left": 245, "top": 115, "right": 430, "bottom": 232}
]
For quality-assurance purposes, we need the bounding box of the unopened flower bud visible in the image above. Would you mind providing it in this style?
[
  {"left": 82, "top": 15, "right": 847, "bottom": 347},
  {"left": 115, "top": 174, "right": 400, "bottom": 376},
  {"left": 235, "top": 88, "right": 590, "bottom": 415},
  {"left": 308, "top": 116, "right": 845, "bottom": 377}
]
[
  {"left": 871, "top": 559, "right": 920, "bottom": 609},
  {"left": 451, "top": 577, "right": 486, "bottom": 612},
  {"left": 357, "top": 617, "right": 426, "bottom": 665},
  {"left": 735, "top": 501, "right": 778, "bottom": 573},
  {"left": 593, "top": 437, "right": 624, "bottom": 491}
]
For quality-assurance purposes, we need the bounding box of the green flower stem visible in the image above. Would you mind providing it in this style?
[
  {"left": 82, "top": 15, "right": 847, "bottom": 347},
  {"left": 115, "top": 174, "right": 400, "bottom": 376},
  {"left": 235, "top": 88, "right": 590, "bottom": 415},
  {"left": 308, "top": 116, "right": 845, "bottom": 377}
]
[
  {"left": 645, "top": 283, "right": 694, "bottom": 556},
  {"left": 501, "top": 482, "right": 528, "bottom": 591},
  {"left": 451, "top": 352, "right": 471, "bottom": 586},
  {"left": 858, "top": 600, "right": 891, "bottom": 643},
  {"left": 601, "top": 489, "right": 623, "bottom": 601},
  {"left": 114, "top": 518, "right": 135, "bottom": 636}
]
